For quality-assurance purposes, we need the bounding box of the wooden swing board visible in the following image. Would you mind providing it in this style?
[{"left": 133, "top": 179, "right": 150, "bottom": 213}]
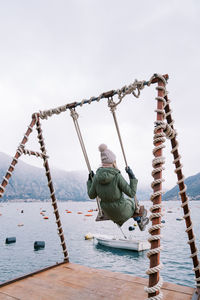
[
  {"left": 95, "top": 206, "right": 145, "bottom": 222},
  {"left": 0, "top": 262, "right": 195, "bottom": 300}
]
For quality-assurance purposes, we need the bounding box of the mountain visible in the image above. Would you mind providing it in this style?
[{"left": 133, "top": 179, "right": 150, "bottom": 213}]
[
  {"left": 163, "top": 172, "right": 200, "bottom": 201},
  {"left": 0, "top": 152, "right": 150, "bottom": 202},
  {"left": 0, "top": 152, "right": 88, "bottom": 201}
]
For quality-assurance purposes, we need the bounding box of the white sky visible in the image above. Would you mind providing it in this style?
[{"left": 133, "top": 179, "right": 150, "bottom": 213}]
[{"left": 0, "top": 0, "right": 200, "bottom": 190}]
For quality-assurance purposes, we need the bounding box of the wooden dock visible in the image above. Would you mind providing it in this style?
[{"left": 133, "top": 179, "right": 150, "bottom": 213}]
[{"left": 0, "top": 262, "right": 195, "bottom": 299}]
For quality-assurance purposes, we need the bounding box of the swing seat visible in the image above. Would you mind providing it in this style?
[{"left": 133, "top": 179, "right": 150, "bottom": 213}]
[
  {"left": 95, "top": 211, "right": 110, "bottom": 222},
  {"left": 95, "top": 205, "right": 145, "bottom": 222}
]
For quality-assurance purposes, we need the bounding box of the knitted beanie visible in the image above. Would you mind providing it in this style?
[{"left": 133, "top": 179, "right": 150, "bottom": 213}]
[{"left": 98, "top": 144, "right": 116, "bottom": 164}]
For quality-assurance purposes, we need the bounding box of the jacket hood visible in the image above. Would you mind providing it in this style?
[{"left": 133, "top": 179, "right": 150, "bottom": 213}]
[{"left": 96, "top": 167, "right": 120, "bottom": 185}]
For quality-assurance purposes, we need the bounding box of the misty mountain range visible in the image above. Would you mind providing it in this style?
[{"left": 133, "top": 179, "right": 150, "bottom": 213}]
[
  {"left": 0, "top": 152, "right": 88, "bottom": 201},
  {"left": 163, "top": 172, "right": 200, "bottom": 201},
  {"left": 0, "top": 152, "right": 151, "bottom": 202},
  {"left": 0, "top": 152, "right": 199, "bottom": 202}
]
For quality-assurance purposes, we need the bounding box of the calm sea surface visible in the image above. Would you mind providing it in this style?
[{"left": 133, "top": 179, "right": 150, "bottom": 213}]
[{"left": 0, "top": 200, "right": 200, "bottom": 288}]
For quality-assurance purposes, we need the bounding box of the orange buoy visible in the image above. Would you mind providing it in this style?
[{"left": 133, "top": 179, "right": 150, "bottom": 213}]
[
  {"left": 43, "top": 216, "right": 49, "bottom": 219},
  {"left": 85, "top": 214, "right": 93, "bottom": 217},
  {"left": 88, "top": 209, "right": 93, "bottom": 212},
  {"left": 67, "top": 211, "right": 72, "bottom": 213},
  {"left": 77, "top": 212, "right": 83, "bottom": 214}
]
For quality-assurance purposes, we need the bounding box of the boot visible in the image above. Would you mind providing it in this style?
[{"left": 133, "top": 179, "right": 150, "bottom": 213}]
[{"left": 137, "top": 209, "right": 149, "bottom": 231}]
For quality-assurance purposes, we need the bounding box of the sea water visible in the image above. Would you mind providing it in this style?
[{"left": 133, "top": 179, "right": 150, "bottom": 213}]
[{"left": 0, "top": 200, "right": 200, "bottom": 288}]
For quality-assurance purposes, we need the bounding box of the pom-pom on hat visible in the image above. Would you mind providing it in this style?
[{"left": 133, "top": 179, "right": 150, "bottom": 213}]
[{"left": 98, "top": 144, "right": 116, "bottom": 164}]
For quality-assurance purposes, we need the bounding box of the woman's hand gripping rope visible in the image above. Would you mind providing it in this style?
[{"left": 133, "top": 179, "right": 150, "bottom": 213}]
[
  {"left": 125, "top": 166, "right": 135, "bottom": 179},
  {"left": 88, "top": 171, "right": 94, "bottom": 181}
]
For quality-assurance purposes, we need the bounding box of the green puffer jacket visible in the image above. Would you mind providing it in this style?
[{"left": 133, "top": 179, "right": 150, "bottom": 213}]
[{"left": 87, "top": 167, "right": 138, "bottom": 226}]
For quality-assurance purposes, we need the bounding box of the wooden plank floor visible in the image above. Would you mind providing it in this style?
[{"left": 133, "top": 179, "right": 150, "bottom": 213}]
[{"left": 0, "top": 262, "right": 195, "bottom": 300}]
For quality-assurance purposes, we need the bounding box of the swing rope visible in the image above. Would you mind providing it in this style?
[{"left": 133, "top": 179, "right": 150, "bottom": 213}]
[
  {"left": 108, "top": 98, "right": 128, "bottom": 167},
  {"left": 70, "top": 109, "right": 91, "bottom": 172},
  {"left": 108, "top": 97, "right": 140, "bottom": 213},
  {"left": 118, "top": 225, "right": 127, "bottom": 239},
  {"left": 70, "top": 108, "right": 103, "bottom": 215}
]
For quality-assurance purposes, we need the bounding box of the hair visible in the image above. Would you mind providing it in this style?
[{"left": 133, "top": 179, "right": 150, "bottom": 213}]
[{"left": 112, "top": 161, "right": 118, "bottom": 169}]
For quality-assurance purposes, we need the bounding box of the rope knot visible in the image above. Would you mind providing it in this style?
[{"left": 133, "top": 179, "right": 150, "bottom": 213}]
[
  {"left": 108, "top": 97, "right": 117, "bottom": 112},
  {"left": 70, "top": 108, "right": 79, "bottom": 120}
]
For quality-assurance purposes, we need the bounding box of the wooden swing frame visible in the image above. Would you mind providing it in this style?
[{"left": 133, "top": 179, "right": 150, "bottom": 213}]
[{"left": 0, "top": 73, "right": 199, "bottom": 299}]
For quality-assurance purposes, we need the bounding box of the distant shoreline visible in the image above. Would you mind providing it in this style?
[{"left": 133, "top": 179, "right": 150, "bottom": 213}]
[
  {"left": 0, "top": 199, "right": 95, "bottom": 203},
  {"left": 1, "top": 199, "right": 199, "bottom": 203}
]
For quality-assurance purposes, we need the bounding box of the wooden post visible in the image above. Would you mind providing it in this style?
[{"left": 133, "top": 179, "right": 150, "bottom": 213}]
[
  {"left": 164, "top": 95, "right": 200, "bottom": 290},
  {"left": 148, "top": 79, "right": 165, "bottom": 298},
  {"left": 0, "top": 117, "right": 36, "bottom": 199},
  {"left": 35, "top": 115, "right": 69, "bottom": 262}
]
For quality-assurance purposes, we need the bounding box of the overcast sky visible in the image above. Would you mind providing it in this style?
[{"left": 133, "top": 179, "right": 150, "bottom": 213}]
[{"left": 0, "top": 0, "right": 200, "bottom": 191}]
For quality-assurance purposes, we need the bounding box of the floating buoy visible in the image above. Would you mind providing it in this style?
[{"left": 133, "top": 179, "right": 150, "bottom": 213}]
[
  {"left": 161, "top": 220, "right": 165, "bottom": 223},
  {"left": 34, "top": 241, "right": 45, "bottom": 250},
  {"left": 18, "top": 223, "right": 24, "bottom": 227},
  {"left": 128, "top": 226, "right": 135, "bottom": 231},
  {"left": 43, "top": 216, "right": 49, "bottom": 219},
  {"left": 85, "top": 233, "right": 94, "bottom": 240},
  {"left": 21, "top": 210, "right": 24, "bottom": 213},
  {"left": 85, "top": 214, "right": 93, "bottom": 217},
  {"left": 5, "top": 237, "right": 16, "bottom": 244},
  {"left": 67, "top": 211, "right": 72, "bottom": 213},
  {"left": 134, "top": 223, "right": 137, "bottom": 226},
  {"left": 88, "top": 209, "right": 93, "bottom": 212},
  {"left": 77, "top": 212, "right": 83, "bottom": 214}
]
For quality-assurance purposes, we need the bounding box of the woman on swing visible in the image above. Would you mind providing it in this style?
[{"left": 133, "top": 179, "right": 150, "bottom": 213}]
[{"left": 87, "top": 144, "right": 149, "bottom": 231}]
